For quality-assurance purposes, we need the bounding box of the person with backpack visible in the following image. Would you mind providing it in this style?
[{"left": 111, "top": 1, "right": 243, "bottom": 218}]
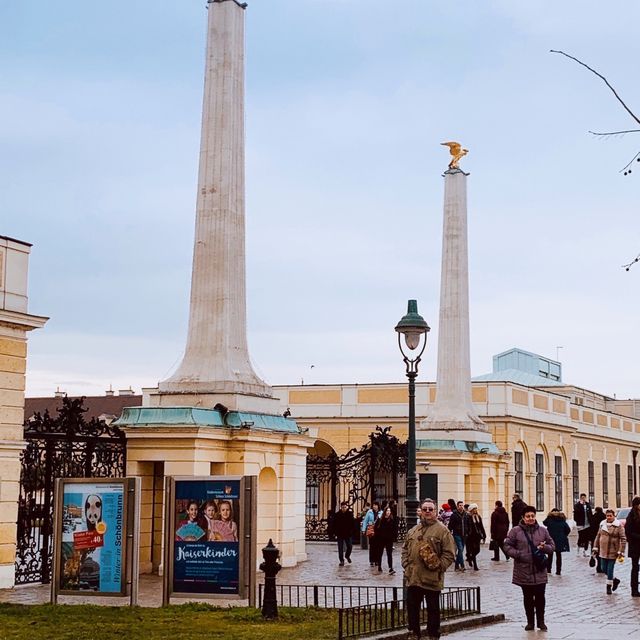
[
  {"left": 542, "top": 508, "right": 570, "bottom": 575},
  {"left": 504, "top": 505, "right": 555, "bottom": 631}
]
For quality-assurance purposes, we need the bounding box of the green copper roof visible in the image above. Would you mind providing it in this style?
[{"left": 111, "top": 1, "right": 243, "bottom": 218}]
[
  {"left": 416, "top": 439, "right": 501, "bottom": 454},
  {"left": 113, "top": 407, "right": 300, "bottom": 433}
]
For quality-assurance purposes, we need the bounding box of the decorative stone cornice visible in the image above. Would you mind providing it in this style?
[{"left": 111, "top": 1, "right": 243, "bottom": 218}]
[{"left": 0, "top": 308, "right": 48, "bottom": 332}]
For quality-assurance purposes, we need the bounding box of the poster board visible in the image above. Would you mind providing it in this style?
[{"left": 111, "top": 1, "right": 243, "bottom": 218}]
[
  {"left": 51, "top": 477, "right": 139, "bottom": 603},
  {"left": 163, "top": 476, "right": 256, "bottom": 605}
]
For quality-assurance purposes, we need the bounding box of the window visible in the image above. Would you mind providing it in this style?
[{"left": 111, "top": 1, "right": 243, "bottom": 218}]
[
  {"left": 554, "top": 456, "right": 563, "bottom": 511},
  {"left": 629, "top": 465, "right": 634, "bottom": 506},
  {"left": 515, "top": 451, "right": 524, "bottom": 496},
  {"left": 602, "top": 462, "right": 609, "bottom": 508},
  {"left": 536, "top": 453, "right": 544, "bottom": 512},
  {"left": 572, "top": 459, "right": 580, "bottom": 504},
  {"left": 588, "top": 461, "right": 595, "bottom": 505},
  {"left": 615, "top": 464, "right": 621, "bottom": 509}
]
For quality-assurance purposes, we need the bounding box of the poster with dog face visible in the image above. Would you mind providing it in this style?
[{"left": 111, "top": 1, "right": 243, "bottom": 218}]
[
  {"left": 171, "top": 478, "right": 241, "bottom": 595},
  {"left": 59, "top": 481, "right": 126, "bottom": 594}
]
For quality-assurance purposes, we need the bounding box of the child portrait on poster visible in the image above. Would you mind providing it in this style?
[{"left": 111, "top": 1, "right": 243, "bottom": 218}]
[
  {"left": 208, "top": 499, "right": 238, "bottom": 542},
  {"left": 175, "top": 500, "right": 207, "bottom": 541}
]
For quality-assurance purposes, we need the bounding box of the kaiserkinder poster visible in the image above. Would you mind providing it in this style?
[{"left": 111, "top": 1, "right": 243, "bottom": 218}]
[
  {"left": 173, "top": 479, "right": 241, "bottom": 595},
  {"left": 59, "top": 482, "right": 125, "bottom": 593}
]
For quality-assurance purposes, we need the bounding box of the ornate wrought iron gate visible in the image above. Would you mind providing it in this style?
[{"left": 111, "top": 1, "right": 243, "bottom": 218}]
[
  {"left": 306, "top": 427, "right": 408, "bottom": 541},
  {"left": 15, "top": 397, "right": 127, "bottom": 585}
]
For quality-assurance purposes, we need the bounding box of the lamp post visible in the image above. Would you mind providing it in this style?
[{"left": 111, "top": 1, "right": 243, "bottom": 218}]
[{"left": 395, "top": 299, "right": 430, "bottom": 531}]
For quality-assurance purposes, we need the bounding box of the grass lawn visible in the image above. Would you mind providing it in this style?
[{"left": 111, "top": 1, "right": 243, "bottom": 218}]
[{"left": 0, "top": 603, "right": 338, "bottom": 640}]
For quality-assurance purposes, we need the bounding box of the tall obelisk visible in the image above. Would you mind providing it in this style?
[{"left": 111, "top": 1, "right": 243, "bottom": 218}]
[
  {"left": 420, "top": 146, "right": 488, "bottom": 439},
  {"left": 159, "top": 0, "right": 273, "bottom": 406}
]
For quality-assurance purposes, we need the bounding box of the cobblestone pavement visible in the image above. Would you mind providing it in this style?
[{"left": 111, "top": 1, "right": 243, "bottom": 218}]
[{"left": 2, "top": 535, "right": 639, "bottom": 638}]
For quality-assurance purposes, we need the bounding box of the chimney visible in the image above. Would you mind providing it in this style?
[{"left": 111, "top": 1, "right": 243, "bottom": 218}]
[
  {"left": 54, "top": 387, "right": 65, "bottom": 398},
  {"left": 105, "top": 385, "right": 115, "bottom": 397},
  {"left": 118, "top": 387, "right": 135, "bottom": 396}
]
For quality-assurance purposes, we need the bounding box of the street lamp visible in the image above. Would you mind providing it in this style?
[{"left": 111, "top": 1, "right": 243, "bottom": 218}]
[{"left": 395, "top": 299, "right": 430, "bottom": 531}]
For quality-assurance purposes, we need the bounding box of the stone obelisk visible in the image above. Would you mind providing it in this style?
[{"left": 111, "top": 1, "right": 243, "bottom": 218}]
[
  {"left": 159, "top": 0, "right": 273, "bottom": 408},
  {"left": 420, "top": 150, "right": 488, "bottom": 439}
]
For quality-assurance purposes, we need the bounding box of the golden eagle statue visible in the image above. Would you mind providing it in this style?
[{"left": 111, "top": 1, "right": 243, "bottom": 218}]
[{"left": 441, "top": 141, "right": 468, "bottom": 170}]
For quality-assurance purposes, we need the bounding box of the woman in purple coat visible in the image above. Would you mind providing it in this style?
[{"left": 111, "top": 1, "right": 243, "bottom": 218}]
[{"left": 504, "top": 505, "right": 555, "bottom": 632}]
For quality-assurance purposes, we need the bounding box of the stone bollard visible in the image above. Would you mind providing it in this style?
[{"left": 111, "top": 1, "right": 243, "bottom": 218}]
[{"left": 260, "top": 538, "right": 281, "bottom": 619}]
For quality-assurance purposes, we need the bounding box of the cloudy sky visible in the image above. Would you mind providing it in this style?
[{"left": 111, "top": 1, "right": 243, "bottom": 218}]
[{"left": 2, "top": 0, "right": 639, "bottom": 399}]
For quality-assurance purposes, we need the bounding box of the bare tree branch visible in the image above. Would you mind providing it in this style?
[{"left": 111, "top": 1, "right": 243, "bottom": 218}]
[
  {"left": 622, "top": 254, "right": 640, "bottom": 271},
  {"left": 550, "top": 50, "right": 640, "bottom": 126},
  {"left": 620, "top": 151, "right": 640, "bottom": 174},
  {"left": 589, "top": 129, "right": 640, "bottom": 137}
]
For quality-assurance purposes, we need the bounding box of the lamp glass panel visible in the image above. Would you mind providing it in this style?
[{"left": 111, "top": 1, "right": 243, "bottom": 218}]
[{"left": 404, "top": 331, "right": 421, "bottom": 350}]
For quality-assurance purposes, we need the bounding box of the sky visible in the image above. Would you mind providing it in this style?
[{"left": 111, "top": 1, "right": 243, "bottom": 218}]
[{"left": 2, "top": 0, "right": 639, "bottom": 399}]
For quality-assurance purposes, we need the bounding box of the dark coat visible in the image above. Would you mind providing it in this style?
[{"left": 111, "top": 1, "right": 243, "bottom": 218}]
[
  {"left": 490, "top": 507, "right": 510, "bottom": 543},
  {"left": 511, "top": 498, "right": 527, "bottom": 526},
  {"left": 542, "top": 511, "right": 571, "bottom": 552},
  {"left": 448, "top": 509, "right": 469, "bottom": 538},
  {"left": 332, "top": 509, "right": 355, "bottom": 539},
  {"left": 624, "top": 508, "right": 640, "bottom": 557},
  {"left": 573, "top": 500, "right": 593, "bottom": 527},
  {"left": 588, "top": 509, "right": 606, "bottom": 542},
  {"left": 374, "top": 515, "right": 397, "bottom": 544},
  {"left": 504, "top": 523, "right": 555, "bottom": 586},
  {"left": 465, "top": 514, "right": 486, "bottom": 557}
]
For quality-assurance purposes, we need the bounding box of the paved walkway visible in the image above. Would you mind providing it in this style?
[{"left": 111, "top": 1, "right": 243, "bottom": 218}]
[{"left": 1, "top": 535, "right": 638, "bottom": 638}]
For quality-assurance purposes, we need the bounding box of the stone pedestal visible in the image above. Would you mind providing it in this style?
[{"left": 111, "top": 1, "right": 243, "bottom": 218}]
[{"left": 118, "top": 407, "right": 312, "bottom": 571}]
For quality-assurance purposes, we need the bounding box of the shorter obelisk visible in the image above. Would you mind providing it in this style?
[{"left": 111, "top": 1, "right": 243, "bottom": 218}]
[{"left": 420, "top": 144, "right": 488, "bottom": 440}]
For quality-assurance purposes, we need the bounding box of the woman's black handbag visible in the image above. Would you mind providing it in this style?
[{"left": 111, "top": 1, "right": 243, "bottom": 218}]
[{"left": 523, "top": 529, "right": 548, "bottom": 570}]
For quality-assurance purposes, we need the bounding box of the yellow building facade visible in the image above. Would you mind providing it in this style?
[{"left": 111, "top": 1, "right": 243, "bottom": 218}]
[
  {"left": 0, "top": 235, "right": 47, "bottom": 588},
  {"left": 274, "top": 379, "right": 640, "bottom": 520}
]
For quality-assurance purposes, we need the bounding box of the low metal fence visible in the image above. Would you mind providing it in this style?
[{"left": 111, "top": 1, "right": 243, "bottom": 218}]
[
  {"left": 257, "top": 583, "right": 400, "bottom": 609},
  {"left": 337, "top": 586, "right": 481, "bottom": 640}
]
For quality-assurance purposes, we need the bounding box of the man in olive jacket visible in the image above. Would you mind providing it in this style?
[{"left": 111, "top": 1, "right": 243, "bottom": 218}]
[{"left": 402, "top": 498, "right": 456, "bottom": 640}]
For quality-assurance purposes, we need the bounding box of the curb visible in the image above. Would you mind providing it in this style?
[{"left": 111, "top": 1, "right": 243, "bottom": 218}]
[{"left": 365, "top": 612, "right": 506, "bottom": 639}]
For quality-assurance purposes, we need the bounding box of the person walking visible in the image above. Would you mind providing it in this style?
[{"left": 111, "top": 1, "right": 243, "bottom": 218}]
[
  {"left": 624, "top": 496, "right": 640, "bottom": 597},
  {"left": 511, "top": 494, "right": 527, "bottom": 527},
  {"left": 588, "top": 506, "right": 606, "bottom": 572},
  {"left": 573, "top": 493, "right": 593, "bottom": 556},
  {"left": 374, "top": 506, "right": 397, "bottom": 574},
  {"left": 504, "top": 505, "right": 555, "bottom": 631},
  {"left": 490, "top": 500, "right": 510, "bottom": 561},
  {"left": 437, "top": 503, "right": 453, "bottom": 528},
  {"left": 593, "top": 508, "right": 627, "bottom": 594},
  {"left": 333, "top": 501, "right": 355, "bottom": 566},
  {"left": 448, "top": 500, "right": 469, "bottom": 572},
  {"left": 465, "top": 504, "right": 486, "bottom": 570},
  {"left": 542, "top": 508, "right": 570, "bottom": 575},
  {"left": 402, "top": 498, "right": 456, "bottom": 640},
  {"left": 362, "top": 501, "right": 381, "bottom": 566}
]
